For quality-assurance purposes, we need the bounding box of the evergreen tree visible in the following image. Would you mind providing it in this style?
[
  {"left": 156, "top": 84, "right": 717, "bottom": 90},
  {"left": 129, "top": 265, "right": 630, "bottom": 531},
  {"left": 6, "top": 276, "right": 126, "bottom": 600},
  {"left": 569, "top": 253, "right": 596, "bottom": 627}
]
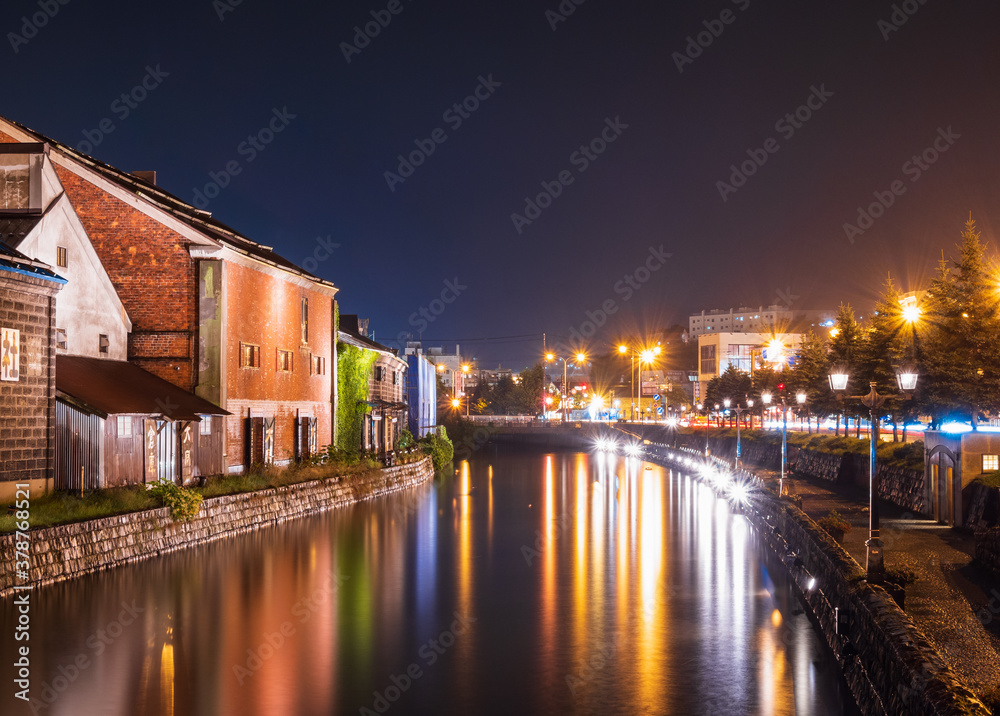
[
  {"left": 920, "top": 218, "right": 1000, "bottom": 427},
  {"left": 789, "top": 330, "right": 834, "bottom": 432}
]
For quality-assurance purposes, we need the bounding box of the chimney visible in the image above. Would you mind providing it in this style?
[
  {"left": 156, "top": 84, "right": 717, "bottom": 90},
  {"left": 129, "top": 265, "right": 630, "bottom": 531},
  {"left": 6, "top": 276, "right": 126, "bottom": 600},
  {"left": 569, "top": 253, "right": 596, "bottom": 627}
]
[{"left": 132, "top": 170, "right": 157, "bottom": 186}]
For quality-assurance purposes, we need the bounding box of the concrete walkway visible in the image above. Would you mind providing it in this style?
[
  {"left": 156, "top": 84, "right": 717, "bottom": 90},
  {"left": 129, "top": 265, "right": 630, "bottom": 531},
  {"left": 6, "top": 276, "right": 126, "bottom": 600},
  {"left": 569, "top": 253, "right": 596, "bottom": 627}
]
[{"left": 768, "top": 468, "right": 1000, "bottom": 699}]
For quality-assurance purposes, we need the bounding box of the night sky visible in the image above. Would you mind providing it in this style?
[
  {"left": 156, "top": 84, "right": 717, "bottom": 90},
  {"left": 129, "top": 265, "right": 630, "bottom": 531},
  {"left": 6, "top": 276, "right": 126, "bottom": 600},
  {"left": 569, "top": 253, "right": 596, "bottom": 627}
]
[{"left": 4, "top": 0, "right": 1000, "bottom": 368}]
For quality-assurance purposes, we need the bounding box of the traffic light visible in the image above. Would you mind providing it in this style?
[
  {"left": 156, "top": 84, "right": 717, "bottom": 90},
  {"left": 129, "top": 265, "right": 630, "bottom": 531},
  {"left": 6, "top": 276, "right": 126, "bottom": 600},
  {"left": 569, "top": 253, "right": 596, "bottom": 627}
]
[{"left": 777, "top": 383, "right": 785, "bottom": 392}]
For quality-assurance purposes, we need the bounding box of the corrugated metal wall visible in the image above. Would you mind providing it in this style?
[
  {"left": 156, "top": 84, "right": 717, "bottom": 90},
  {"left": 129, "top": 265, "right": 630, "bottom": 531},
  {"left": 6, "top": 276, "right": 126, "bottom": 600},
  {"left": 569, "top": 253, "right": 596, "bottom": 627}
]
[{"left": 55, "top": 400, "right": 104, "bottom": 491}]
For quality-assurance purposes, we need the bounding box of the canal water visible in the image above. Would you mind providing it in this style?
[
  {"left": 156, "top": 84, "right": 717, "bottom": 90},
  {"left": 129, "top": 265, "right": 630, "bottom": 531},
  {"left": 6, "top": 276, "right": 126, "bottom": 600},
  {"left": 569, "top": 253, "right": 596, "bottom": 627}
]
[{"left": 2, "top": 450, "right": 859, "bottom": 715}]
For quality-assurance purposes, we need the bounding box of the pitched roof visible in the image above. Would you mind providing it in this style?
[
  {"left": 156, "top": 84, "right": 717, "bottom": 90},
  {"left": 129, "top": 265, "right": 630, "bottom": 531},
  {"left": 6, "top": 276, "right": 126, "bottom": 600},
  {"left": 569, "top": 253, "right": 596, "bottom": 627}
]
[
  {"left": 0, "top": 239, "right": 66, "bottom": 284},
  {"left": 0, "top": 115, "right": 336, "bottom": 291},
  {"left": 56, "top": 355, "right": 230, "bottom": 420}
]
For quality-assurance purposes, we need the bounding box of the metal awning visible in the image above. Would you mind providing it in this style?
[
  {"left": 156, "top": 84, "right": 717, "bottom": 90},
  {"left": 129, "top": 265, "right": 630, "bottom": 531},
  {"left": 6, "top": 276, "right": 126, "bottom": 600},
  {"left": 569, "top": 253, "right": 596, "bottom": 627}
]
[{"left": 56, "top": 355, "right": 230, "bottom": 420}]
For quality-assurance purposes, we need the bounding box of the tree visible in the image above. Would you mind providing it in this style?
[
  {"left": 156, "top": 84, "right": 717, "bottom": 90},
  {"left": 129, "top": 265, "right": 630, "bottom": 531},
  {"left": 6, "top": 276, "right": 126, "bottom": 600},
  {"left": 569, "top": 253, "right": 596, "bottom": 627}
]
[
  {"left": 920, "top": 217, "right": 1000, "bottom": 428},
  {"left": 828, "top": 304, "right": 864, "bottom": 435},
  {"left": 789, "top": 330, "right": 834, "bottom": 433},
  {"left": 858, "top": 276, "right": 910, "bottom": 439},
  {"left": 703, "top": 365, "right": 752, "bottom": 413}
]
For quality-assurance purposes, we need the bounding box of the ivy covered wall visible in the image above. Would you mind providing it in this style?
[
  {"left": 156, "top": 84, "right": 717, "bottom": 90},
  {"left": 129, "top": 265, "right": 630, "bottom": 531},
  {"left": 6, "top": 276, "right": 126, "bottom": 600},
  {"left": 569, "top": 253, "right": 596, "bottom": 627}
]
[{"left": 337, "top": 342, "right": 378, "bottom": 452}]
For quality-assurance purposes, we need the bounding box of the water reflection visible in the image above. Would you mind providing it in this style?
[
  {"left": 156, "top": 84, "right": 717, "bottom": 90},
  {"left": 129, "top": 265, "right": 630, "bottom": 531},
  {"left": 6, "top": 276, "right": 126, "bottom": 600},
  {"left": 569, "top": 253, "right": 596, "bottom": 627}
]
[{"left": 0, "top": 451, "right": 857, "bottom": 715}]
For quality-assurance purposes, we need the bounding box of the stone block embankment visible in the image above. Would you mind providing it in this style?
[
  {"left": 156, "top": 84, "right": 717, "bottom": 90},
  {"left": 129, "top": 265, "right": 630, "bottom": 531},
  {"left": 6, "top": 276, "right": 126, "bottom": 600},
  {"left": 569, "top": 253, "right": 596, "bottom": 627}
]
[{"left": 0, "top": 457, "right": 434, "bottom": 595}]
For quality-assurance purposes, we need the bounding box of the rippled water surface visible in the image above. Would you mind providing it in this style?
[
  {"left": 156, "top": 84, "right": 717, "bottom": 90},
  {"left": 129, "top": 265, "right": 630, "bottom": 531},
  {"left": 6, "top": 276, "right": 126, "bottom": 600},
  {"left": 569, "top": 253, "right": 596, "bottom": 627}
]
[{"left": 2, "top": 451, "right": 859, "bottom": 715}]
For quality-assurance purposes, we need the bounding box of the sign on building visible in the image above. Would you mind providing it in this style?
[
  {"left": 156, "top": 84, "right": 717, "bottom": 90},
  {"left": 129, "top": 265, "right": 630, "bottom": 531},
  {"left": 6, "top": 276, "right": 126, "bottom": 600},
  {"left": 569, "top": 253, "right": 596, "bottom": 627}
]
[{"left": 1, "top": 327, "right": 19, "bottom": 381}]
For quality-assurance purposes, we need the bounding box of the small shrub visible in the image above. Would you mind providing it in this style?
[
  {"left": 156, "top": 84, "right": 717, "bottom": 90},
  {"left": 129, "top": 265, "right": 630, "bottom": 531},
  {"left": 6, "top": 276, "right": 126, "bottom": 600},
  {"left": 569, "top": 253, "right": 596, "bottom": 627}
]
[
  {"left": 420, "top": 427, "right": 455, "bottom": 471},
  {"left": 818, "top": 509, "right": 852, "bottom": 537},
  {"left": 147, "top": 479, "right": 203, "bottom": 522},
  {"left": 398, "top": 429, "right": 415, "bottom": 450},
  {"left": 885, "top": 566, "right": 917, "bottom": 587}
]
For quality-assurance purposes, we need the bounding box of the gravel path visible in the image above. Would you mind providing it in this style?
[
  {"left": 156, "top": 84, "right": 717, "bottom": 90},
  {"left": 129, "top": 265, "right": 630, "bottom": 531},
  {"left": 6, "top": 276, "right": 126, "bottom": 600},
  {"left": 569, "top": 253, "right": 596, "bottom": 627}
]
[{"left": 772, "top": 469, "right": 1000, "bottom": 698}]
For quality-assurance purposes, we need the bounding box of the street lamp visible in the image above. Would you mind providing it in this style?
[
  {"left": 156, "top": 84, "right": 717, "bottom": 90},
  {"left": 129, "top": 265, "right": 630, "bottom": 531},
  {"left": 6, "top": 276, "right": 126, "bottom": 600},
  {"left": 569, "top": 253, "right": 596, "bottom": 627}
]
[
  {"left": 726, "top": 398, "right": 749, "bottom": 469},
  {"left": 619, "top": 344, "right": 661, "bottom": 421},
  {"left": 828, "top": 363, "right": 919, "bottom": 583},
  {"left": 796, "top": 391, "right": 807, "bottom": 432},
  {"left": 461, "top": 364, "right": 471, "bottom": 417},
  {"left": 761, "top": 391, "right": 788, "bottom": 496},
  {"left": 546, "top": 352, "right": 586, "bottom": 422},
  {"left": 747, "top": 398, "right": 755, "bottom": 430}
]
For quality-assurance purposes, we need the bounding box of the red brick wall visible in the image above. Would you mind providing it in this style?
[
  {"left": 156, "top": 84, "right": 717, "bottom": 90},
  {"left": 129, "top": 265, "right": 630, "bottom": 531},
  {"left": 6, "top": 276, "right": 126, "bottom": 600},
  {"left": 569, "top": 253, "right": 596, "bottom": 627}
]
[
  {"left": 51, "top": 166, "right": 198, "bottom": 390},
  {"left": 225, "top": 262, "right": 333, "bottom": 469}
]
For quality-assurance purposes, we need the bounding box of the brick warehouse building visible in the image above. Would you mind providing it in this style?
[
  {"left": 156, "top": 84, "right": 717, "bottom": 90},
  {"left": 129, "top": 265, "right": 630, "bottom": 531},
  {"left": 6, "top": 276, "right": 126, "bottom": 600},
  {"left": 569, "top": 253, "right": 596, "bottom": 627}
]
[
  {"left": 0, "top": 116, "right": 338, "bottom": 474},
  {"left": 0, "top": 241, "right": 64, "bottom": 500}
]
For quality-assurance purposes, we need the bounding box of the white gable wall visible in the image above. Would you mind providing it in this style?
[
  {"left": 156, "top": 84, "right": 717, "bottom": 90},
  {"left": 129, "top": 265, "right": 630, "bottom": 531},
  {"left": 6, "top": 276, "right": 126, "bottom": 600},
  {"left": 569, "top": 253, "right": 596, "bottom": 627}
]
[{"left": 15, "top": 158, "right": 131, "bottom": 360}]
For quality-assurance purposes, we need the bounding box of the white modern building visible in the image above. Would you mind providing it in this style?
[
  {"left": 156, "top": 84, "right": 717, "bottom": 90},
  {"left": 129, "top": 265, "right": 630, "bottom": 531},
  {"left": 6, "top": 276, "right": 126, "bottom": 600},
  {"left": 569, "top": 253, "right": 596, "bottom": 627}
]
[
  {"left": 696, "top": 332, "right": 805, "bottom": 397},
  {"left": 689, "top": 305, "right": 835, "bottom": 338}
]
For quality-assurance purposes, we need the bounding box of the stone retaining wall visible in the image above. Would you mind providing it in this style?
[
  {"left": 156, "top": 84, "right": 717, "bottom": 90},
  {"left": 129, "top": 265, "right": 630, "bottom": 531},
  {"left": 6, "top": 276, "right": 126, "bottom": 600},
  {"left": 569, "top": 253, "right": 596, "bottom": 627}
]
[
  {"left": 974, "top": 527, "right": 1000, "bottom": 582},
  {"left": 644, "top": 444, "right": 988, "bottom": 716},
  {"left": 0, "top": 457, "right": 435, "bottom": 596},
  {"left": 967, "top": 483, "right": 999, "bottom": 530},
  {"left": 679, "top": 435, "right": 928, "bottom": 516}
]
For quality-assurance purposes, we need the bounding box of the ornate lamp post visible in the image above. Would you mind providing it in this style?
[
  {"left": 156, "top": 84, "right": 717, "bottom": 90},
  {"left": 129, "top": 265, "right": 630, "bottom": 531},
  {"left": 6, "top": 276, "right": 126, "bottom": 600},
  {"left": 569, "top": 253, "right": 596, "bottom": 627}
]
[{"left": 828, "top": 363, "right": 918, "bottom": 583}]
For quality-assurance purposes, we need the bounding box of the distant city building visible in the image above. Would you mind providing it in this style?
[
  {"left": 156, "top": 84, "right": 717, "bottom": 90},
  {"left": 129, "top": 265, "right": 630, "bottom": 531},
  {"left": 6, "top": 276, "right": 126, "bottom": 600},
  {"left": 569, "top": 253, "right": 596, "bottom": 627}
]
[
  {"left": 688, "top": 305, "right": 835, "bottom": 338},
  {"left": 406, "top": 353, "right": 437, "bottom": 438},
  {"left": 405, "top": 341, "right": 472, "bottom": 390}
]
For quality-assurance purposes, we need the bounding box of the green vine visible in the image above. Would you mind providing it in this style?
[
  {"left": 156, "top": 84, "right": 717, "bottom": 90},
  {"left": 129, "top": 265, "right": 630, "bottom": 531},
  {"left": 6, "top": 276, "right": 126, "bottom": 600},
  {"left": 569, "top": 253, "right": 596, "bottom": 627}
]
[
  {"left": 336, "top": 342, "right": 378, "bottom": 452},
  {"left": 147, "top": 479, "right": 203, "bottom": 522}
]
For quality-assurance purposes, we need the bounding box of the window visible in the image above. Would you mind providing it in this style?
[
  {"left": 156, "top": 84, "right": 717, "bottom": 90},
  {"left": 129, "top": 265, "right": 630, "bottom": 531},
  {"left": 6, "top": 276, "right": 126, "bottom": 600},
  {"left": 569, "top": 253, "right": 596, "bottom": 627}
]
[
  {"left": 0, "top": 148, "right": 43, "bottom": 213},
  {"left": 99, "top": 334, "right": 109, "bottom": 354},
  {"left": 984, "top": 454, "right": 999, "bottom": 472},
  {"left": 726, "top": 344, "right": 753, "bottom": 373},
  {"left": 393, "top": 370, "right": 400, "bottom": 386},
  {"left": 117, "top": 416, "right": 132, "bottom": 437},
  {"left": 200, "top": 416, "right": 212, "bottom": 435},
  {"left": 56, "top": 246, "right": 67, "bottom": 268},
  {"left": 375, "top": 365, "right": 384, "bottom": 381},
  {"left": 311, "top": 354, "right": 326, "bottom": 376},
  {"left": 700, "top": 345, "right": 716, "bottom": 375},
  {"left": 301, "top": 297, "right": 309, "bottom": 344},
  {"left": 240, "top": 342, "right": 261, "bottom": 368},
  {"left": 55, "top": 328, "right": 67, "bottom": 350},
  {"left": 278, "top": 349, "right": 293, "bottom": 372}
]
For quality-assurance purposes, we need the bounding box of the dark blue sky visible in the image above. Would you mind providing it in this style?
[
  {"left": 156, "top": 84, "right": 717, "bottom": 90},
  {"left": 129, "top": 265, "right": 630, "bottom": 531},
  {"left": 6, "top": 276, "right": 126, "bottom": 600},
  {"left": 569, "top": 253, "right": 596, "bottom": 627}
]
[{"left": 4, "top": 0, "right": 1000, "bottom": 367}]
